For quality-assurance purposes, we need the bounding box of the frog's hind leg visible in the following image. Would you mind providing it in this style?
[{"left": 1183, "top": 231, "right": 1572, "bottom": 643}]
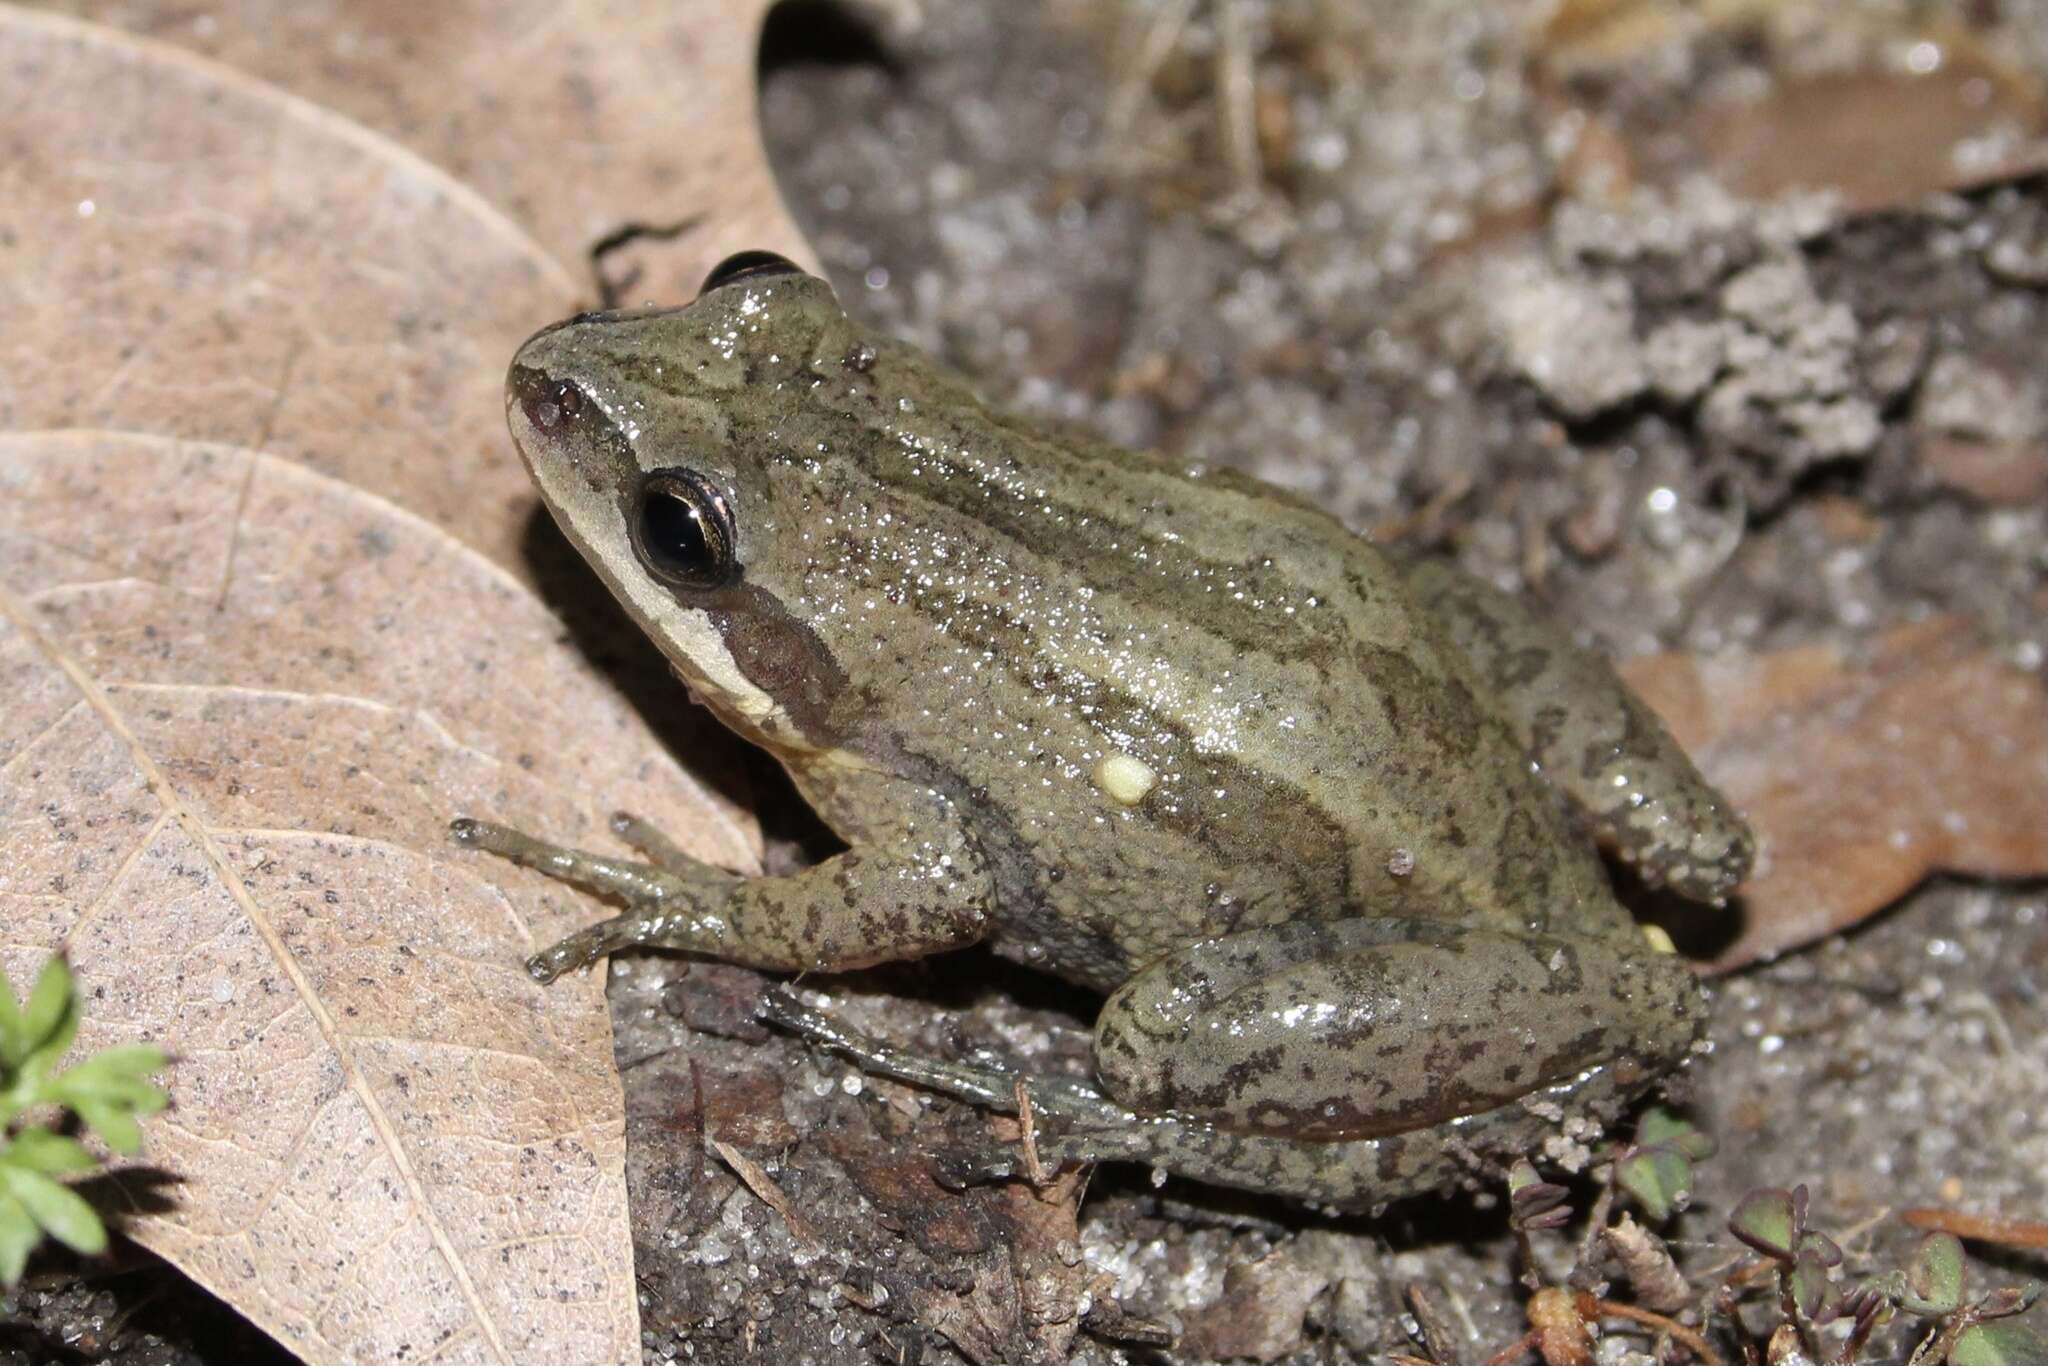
[
  {"left": 757, "top": 990, "right": 1263, "bottom": 1190},
  {"left": 1394, "top": 554, "right": 1754, "bottom": 901},
  {"left": 763, "top": 916, "right": 1708, "bottom": 1205},
  {"left": 763, "top": 985, "right": 1595, "bottom": 1206}
]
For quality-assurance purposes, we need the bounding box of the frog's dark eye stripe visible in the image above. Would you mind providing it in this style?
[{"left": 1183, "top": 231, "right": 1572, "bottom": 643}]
[
  {"left": 633, "top": 469, "right": 740, "bottom": 590},
  {"left": 697, "top": 250, "right": 804, "bottom": 296}
]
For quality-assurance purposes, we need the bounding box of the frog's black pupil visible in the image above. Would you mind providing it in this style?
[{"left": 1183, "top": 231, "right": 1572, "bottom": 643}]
[
  {"left": 636, "top": 471, "right": 735, "bottom": 589},
  {"left": 699, "top": 250, "right": 803, "bottom": 296},
  {"left": 645, "top": 488, "right": 706, "bottom": 562}
]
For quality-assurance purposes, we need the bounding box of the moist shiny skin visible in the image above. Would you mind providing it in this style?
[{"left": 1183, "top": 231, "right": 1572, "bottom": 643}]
[{"left": 465, "top": 265, "right": 1755, "bottom": 1206}]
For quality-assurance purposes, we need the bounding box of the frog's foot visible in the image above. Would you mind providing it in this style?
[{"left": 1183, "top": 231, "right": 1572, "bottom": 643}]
[
  {"left": 454, "top": 803, "right": 994, "bottom": 981},
  {"left": 448, "top": 817, "right": 735, "bottom": 982},
  {"left": 1394, "top": 555, "right": 1755, "bottom": 902}
]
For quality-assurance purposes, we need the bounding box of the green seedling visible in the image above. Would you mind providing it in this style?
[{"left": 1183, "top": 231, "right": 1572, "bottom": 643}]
[{"left": 0, "top": 955, "right": 168, "bottom": 1286}]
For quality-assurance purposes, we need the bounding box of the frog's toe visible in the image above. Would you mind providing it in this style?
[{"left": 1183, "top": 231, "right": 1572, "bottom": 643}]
[
  {"left": 448, "top": 815, "right": 505, "bottom": 848},
  {"left": 1625, "top": 800, "right": 1756, "bottom": 902},
  {"left": 525, "top": 922, "right": 617, "bottom": 983},
  {"left": 608, "top": 810, "right": 705, "bottom": 876},
  {"left": 524, "top": 946, "right": 575, "bottom": 985}
]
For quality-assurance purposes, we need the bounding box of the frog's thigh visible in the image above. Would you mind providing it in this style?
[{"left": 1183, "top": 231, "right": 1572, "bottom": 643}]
[
  {"left": 1395, "top": 555, "right": 1754, "bottom": 900},
  {"left": 1092, "top": 918, "right": 1705, "bottom": 1139}
]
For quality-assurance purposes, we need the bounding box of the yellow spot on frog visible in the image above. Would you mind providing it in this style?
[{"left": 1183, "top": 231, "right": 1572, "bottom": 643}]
[
  {"left": 1093, "top": 753, "right": 1157, "bottom": 806},
  {"left": 1640, "top": 923, "right": 1678, "bottom": 955}
]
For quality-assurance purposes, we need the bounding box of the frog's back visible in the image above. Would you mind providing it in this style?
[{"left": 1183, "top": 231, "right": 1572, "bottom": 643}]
[{"left": 770, "top": 343, "right": 1615, "bottom": 990}]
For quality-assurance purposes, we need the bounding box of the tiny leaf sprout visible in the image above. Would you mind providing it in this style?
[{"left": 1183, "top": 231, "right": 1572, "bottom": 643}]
[
  {"left": 0, "top": 955, "right": 169, "bottom": 1285},
  {"left": 1616, "top": 1109, "right": 1714, "bottom": 1223}
]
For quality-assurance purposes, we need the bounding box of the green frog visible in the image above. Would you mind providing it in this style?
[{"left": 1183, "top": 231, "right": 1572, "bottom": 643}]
[{"left": 453, "top": 252, "right": 1753, "bottom": 1206}]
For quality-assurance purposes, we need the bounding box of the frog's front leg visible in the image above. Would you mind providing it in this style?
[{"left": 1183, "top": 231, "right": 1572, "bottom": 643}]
[
  {"left": 450, "top": 795, "right": 993, "bottom": 982},
  {"left": 1395, "top": 555, "right": 1754, "bottom": 901},
  {"left": 1093, "top": 917, "right": 1707, "bottom": 1141}
]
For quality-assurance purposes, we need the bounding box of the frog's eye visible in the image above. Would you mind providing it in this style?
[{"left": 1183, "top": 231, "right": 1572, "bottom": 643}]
[
  {"left": 633, "top": 469, "right": 739, "bottom": 590},
  {"left": 698, "top": 250, "right": 804, "bottom": 296}
]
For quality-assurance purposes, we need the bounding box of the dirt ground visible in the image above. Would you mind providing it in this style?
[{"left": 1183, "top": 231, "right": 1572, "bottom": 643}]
[
  {"left": 710, "top": 2, "right": 2048, "bottom": 1360},
  {"left": 9, "top": 2, "right": 2048, "bottom": 1363}
]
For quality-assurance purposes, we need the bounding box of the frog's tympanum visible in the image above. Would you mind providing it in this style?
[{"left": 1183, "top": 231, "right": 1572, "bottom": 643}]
[{"left": 454, "top": 252, "right": 1754, "bottom": 1207}]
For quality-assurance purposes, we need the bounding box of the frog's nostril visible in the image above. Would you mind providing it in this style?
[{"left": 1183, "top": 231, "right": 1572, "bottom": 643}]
[{"left": 512, "top": 370, "right": 585, "bottom": 433}]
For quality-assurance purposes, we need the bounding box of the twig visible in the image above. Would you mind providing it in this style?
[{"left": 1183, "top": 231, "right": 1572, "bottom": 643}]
[
  {"left": 1372, "top": 472, "right": 1475, "bottom": 543},
  {"left": 1013, "top": 1076, "right": 1048, "bottom": 1187},
  {"left": 710, "top": 1138, "right": 820, "bottom": 1247},
  {"left": 1480, "top": 1332, "right": 1536, "bottom": 1366},
  {"left": 1104, "top": 0, "right": 1200, "bottom": 156},
  {"left": 1902, "top": 1206, "right": 2048, "bottom": 1251},
  {"left": 1589, "top": 1295, "right": 1728, "bottom": 1366},
  {"left": 1214, "top": 0, "right": 1261, "bottom": 194}
]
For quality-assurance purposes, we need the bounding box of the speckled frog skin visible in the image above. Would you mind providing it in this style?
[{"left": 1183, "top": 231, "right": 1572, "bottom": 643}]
[{"left": 454, "top": 254, "right": 1754, "bottom": 1207}]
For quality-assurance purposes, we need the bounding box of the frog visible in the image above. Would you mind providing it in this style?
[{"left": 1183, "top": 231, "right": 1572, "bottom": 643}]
[{"left": 451, "top": 250, "right": 1754, "bottom": 1207}]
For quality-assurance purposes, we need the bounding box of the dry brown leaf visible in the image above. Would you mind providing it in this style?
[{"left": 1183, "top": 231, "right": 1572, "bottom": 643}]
[
  {"left": 996, "top": 1166, "right": 1093, "bottom": 1361},
  {"left": 707, "top": 1139, "right": 819, "bottom": 1248},
  {"left": 1621, "top": 616, "right": 2048, "bottom": 971},
  {"left": 1537, "top": 4, "right": 2048, "bottom": 212},
  {"left": 1181, "top": 1251, "right": 1329, "bottom": 1363},
  {"left": 0, "top": 6, "right": 580, "bottom": 574},
  {"left": 34, "top": 0, "right": 813, "bottom": 292},
  {"left": 1918, "top": 436, "right": 2048, "bottom": 506},
  {"left": 1687, "top": 61, "right": 2048, "bottom": 213},
  {"left": 0, "top": 429, "right": 758, "bottom": 1363},
  {"left": 1537, "top": 0, "right": 1695, "bottom": 70}
]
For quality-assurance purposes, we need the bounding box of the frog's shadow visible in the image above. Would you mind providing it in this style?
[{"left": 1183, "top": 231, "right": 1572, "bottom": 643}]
[{"left": 1620, "top": 862, "right": 1749, "bottom": 964}]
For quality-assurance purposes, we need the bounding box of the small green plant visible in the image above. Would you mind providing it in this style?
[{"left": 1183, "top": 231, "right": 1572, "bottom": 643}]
[
  {"left": 1446, "top": 1121, "right": 2048, "bottom": 1366},
  {"left": 1615, "top": 1108, "right": 1715, "bottom": 1222},
  {"left": 0, "top": 954, "right": 168, "bottom": 1285},
  {"left": 1724, "top": 1188, "right": 2048, "bottom": 1365},
  {"left": 1892, "top": 1231, "right": 2045, "bottom": 1366}
]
